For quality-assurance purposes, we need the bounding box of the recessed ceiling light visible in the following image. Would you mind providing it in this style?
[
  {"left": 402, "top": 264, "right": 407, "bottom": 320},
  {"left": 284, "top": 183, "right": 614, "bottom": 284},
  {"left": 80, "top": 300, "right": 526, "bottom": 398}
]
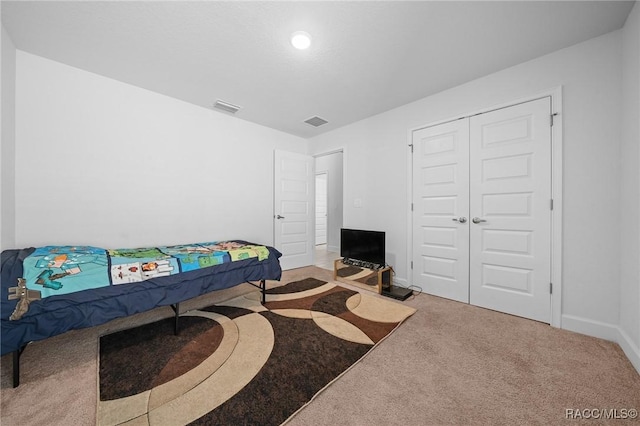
[{"left": 291, "top": 31, "right": 311, "bottom": 50}]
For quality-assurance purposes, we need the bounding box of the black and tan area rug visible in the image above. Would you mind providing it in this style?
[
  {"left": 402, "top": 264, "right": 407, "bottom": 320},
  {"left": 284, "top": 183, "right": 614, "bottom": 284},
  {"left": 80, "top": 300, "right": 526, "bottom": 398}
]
[{"left": 97, "top": 278, "right": 416, "bottom": 425}]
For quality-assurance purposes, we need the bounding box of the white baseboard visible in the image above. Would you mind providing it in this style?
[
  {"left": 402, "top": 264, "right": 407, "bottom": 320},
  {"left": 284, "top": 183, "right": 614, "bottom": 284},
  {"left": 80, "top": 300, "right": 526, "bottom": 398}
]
[
  {"left": 617, "top": 327, "right": 640, "bottom": 375},
  {"left": 561, "top": 314, "right": 620, "bottom": 341},
  {"left": 393, "top": 277, "right": 408, "bottom": 287},
  {"left": 562, "top": 314, "right": 640, "bottom": 375}
]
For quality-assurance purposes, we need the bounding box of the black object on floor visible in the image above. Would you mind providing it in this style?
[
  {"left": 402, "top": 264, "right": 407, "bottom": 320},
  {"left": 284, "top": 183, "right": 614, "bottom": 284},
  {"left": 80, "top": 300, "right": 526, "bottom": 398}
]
[{"left": 382, "top": 286, "right": 413, "bottom": 301}]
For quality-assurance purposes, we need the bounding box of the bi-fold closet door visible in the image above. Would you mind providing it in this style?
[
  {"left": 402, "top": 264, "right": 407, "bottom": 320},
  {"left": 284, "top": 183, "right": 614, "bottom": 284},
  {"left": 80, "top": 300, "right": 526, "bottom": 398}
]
[{"left": 412, "top": 97, "right": 552, "bottom": 323}]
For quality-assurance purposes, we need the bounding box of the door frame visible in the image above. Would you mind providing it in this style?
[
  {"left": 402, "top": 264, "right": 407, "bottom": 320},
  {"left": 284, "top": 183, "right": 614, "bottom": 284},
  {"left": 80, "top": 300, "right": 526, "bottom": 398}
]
[
  {"left": 406, "top": 87, "right": 563, "bottom": 328},
  {"left": 313, "top": 147, "right": 346, "bottom": 253},
  {"left": 314, "top": 171, "right": 329, "bottom": 245}
]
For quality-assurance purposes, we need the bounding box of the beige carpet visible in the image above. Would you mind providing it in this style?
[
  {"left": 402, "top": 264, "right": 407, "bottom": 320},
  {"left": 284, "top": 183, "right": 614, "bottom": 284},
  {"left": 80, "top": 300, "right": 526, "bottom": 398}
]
[{"left": 2, "top": 266, "right": 640, "bottom": 425}]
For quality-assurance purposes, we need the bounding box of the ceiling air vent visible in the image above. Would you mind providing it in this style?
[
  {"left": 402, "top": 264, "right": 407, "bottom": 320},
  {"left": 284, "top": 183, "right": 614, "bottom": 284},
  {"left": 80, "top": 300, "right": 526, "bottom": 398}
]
[
  {"left": 212, "top": 99, "right": 241, "bottom": 114},
  {"left": 304, "top": 116, "right": 329, "bottom": 127}
]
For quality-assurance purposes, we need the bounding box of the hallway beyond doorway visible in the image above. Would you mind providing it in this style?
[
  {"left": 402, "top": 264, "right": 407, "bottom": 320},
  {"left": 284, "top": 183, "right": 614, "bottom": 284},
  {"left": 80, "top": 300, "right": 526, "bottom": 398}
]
[{"left": 314, "top": 244, "right": 340, "bottom": 271}]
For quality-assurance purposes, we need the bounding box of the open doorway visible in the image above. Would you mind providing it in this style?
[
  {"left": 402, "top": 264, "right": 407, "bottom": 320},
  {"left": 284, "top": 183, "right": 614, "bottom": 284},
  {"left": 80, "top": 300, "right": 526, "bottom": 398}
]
[
  {"left": 315, "top": 173, "right": 328, "bottom": 245},
  {"left": 314, "top": 151, "right": 343, "bottom": 270}
]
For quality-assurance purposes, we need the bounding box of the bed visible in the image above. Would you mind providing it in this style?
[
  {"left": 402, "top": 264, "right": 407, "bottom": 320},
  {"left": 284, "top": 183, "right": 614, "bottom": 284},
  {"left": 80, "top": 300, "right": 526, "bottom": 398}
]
[{"left": 1, "top": 240, "right": 282, "bottom": 387}]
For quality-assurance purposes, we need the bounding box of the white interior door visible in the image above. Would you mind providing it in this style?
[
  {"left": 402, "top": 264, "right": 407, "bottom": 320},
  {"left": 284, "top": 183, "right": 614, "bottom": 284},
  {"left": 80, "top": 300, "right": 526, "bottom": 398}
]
[
  {"left": 412, "top": 119, "right": 470, "bottom": 303},
  {"left": 469, "top": 97, "right": 552, "bottom": 322},
  {"left": 274, "top": 150, "right": 314, "bottom": 270},
  {"left": 315, "top": 173, "right": 328, "bottom": 245}
]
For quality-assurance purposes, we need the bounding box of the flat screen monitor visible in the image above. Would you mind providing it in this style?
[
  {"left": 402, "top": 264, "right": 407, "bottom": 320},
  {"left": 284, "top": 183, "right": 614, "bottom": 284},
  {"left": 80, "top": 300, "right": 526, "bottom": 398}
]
[{"left": 340, "top": 228, "right": 385, "bottom": 265}]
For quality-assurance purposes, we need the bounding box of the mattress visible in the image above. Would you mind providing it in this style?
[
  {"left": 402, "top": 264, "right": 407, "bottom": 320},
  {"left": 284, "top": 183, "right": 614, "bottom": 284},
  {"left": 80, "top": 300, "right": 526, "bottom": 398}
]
[{"left": 1, "top": 240, "right": 282, "bottom": 356}]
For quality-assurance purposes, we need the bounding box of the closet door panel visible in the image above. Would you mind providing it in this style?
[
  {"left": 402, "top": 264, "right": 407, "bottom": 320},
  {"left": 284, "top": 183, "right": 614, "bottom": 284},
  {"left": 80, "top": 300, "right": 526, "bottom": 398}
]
[
  {"left": 412, "top": 119, "right": 470, "bottom": 303},
  {"left": 469, "top": 97, "right": 552, "bottom": 323}
]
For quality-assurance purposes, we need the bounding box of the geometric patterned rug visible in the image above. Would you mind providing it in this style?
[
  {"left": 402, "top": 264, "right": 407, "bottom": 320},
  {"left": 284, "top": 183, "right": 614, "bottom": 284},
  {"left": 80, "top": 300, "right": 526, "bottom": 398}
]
[{"left": 97, "top": 278, "right": 416, "bottom": 425}]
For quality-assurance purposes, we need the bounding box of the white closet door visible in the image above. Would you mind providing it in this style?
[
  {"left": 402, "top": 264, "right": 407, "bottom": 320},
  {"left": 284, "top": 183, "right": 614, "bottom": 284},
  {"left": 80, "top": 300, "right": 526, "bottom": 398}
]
[
  {"left": 468, "top": 97, "right": 552, "bottom": 322},
  {"left": 412, "top": 119, "right": 470, "bottom": 303}
]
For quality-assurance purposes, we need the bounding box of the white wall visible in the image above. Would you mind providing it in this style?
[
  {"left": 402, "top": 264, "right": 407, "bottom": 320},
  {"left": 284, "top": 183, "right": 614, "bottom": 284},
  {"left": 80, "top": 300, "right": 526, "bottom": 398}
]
[
  {"left": 310, "top": 31, "right": 624, "bottom": 330},
  {"left": 619, "top": 2, "right": 640, "bottom": 366},
  {"left": 14, "top": 51, "right": 308, "bottom": 248},
  {"left": 1, "top": 25, "right": 17, "bottom": 251},
  {"left": 315, "top": 151, "right": 343, "bottom": 252}
]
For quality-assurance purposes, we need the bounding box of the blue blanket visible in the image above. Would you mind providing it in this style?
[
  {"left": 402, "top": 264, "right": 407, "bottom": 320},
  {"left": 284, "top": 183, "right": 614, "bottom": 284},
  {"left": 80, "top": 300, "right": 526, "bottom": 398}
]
[{"left": 1, "top": 241, "right": 282, "bottom": 355}]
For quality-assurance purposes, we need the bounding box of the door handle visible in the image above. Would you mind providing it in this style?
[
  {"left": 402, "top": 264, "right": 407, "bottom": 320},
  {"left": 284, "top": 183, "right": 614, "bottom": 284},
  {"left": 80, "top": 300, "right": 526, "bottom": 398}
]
[
  {"left": 472, "top": 217, "right": 487, "bottom": 224},
  {"left": 275, "top": 215, "right": 285, "bottom": 219},
  {"left": 452, "top": 217, "right": 467, "bottom": 224}
]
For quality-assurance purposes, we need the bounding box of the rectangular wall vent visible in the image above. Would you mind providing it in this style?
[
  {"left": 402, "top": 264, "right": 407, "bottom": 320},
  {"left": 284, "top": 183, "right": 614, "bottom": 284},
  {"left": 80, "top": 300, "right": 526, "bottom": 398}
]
[
  {"left": 212, "top": 99, "right": 241, "bottom": 114},
  {"left": 304, "top": 116, "right": 329, "bottom": 127}
]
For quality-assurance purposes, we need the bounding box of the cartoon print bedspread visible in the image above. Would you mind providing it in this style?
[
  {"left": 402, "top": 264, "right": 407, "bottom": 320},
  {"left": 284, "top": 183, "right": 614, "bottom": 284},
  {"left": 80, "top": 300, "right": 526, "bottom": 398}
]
[
  {"left": 19, "top": 240, "right": 269, "bottom": 303},
  {"left": 1, "top": 241, "right": 282, "bottom": 355}
]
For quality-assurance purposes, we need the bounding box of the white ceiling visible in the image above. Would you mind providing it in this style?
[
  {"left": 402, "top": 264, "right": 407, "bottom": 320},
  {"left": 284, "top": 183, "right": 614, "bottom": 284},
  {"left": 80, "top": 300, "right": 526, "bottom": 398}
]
[{"left": 1, "top": 1, "right": 635, "bottom": 139}]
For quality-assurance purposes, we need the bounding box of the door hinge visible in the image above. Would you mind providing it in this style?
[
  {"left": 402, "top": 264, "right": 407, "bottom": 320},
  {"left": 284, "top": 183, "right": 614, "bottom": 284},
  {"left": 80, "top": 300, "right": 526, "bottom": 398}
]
[
  {"left": 550, "top": 199, "right": 554, "bottom": 210},
  {"left": 411, "top": 261, "right": 413, "bottom": 269},
  {"left": 409, "top": 143, "right": 414, "bottom": 154},
  {"left": 550, "top": 112, "right": 558, "bottom": 127},
  {"left": 411, "top": 203, "right": 414, "bottom": 212},
  {"left": 550, "top": 283, "right": 553, "bottom": 294}
]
